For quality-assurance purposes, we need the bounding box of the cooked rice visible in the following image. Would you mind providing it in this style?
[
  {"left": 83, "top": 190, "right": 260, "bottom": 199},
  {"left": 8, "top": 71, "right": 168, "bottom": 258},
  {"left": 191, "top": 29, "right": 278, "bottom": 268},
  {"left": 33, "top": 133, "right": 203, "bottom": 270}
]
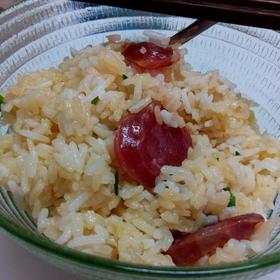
[
  {"left": 0, "top": 39, "right": 280, "bottom": 266},
  {"left": 143, "top": 31, "right": 170, "bottom": 47}
]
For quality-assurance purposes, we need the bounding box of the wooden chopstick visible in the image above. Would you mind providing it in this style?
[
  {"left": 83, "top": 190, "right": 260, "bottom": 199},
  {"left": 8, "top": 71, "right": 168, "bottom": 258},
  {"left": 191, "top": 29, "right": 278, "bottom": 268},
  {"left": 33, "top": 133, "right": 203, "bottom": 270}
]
[
  {"left": 81, "top": 0, "right": 280, "bottom": 30},
  {"left": 169, "top": 20, "right": 216, "bottom": 45},
  {"left": 200, "top": 0, "right": 280, "bottom": 10}
]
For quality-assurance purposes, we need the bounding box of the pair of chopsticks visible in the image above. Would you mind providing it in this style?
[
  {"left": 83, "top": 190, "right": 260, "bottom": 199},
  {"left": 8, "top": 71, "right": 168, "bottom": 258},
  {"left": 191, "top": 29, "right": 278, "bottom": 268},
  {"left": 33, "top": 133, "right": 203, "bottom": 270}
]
[{"left": 82, "top": 0, "right": 280, "bottom": 30}]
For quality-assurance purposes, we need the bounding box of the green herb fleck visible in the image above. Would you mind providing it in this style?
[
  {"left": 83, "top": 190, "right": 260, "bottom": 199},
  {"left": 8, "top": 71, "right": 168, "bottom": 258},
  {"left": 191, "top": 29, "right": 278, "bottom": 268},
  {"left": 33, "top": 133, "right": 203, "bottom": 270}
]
[
  {"left": 223, "top": 187, "right": 236, "bottom": 207},
  {"left": 228, "top": 194, "right": 236, "bottom": 207},
  {"left": 235, "top": 151, "right": 241, "bottom": 156},
  {"left": 122, "top": 74, "right": 128, "bottom": 80},
  {"left": 249, "top": 110, "right": 255, "bottom": 124},
  {"left": 0, "top": 95, "right": 5, "bottom": 112},
  {"left": 91, "top": 96, "right": 100, "bottom": 105},
  {"left": 213, "top": 153, "right": 220, "bottom": 161},
  {"left": 114, "top": 171, "right": 119, "bottom": 195}
]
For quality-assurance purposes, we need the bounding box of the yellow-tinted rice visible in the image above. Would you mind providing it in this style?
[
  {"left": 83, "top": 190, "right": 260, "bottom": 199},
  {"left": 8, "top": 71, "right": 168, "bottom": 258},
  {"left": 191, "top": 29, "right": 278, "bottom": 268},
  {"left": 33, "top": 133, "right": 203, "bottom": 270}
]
[{"left": 0, "top": 41, "right": 280, "bottom": 266}]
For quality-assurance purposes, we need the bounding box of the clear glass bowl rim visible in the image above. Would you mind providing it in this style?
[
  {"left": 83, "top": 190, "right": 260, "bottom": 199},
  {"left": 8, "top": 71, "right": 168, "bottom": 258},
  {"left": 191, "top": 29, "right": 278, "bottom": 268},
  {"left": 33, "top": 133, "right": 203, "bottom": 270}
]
[
  {"left": 1, "top": 0, "right": 280, "bottom": 278},
  {"left": 2, "top": 214, "right": 280, "bottom": 277}
]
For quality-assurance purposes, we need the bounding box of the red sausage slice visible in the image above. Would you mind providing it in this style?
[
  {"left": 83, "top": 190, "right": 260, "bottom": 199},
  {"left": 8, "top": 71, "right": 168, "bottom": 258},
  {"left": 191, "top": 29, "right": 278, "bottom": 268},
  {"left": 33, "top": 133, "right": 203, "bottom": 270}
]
[
  {"left": 166, "top": 213, "right": 264, "bottom": 266},
  {"left": 122, "top": 42, "right": 180, "bottom": 70},
  {"left": 114, "top": 102, "right": 192, "bottom": 188}
]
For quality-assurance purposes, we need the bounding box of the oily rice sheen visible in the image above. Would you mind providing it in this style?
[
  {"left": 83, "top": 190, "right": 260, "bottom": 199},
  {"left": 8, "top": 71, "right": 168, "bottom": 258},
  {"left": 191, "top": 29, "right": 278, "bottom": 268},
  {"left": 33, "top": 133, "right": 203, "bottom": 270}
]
[{"left": 0, "top": 40, "right": 280, "bottom": 266}]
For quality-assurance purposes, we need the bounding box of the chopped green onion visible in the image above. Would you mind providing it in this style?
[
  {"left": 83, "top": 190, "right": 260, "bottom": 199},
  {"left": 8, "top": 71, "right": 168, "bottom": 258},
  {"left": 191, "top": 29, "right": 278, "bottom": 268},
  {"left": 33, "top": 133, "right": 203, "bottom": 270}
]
[
  {"left": 122, "top": 74, "right": 128, "bottom": 80},
  {"left": 0, "top": 95, "right": 4, "bottom": 104},
  {"left": 114, "top": 171, "right": 119, "bottom": 195},
  {"left": 235, "top": 151, "right": 241, "bottom": 156},
  {"left": 213, "top": 153, "right": 220, "bottom": 161},
  {"left": 223, "top": 187, "right": 236, "bottom": 207},
  {"left": 228, "top": 194, "right": 236, "bottom": 207},
  {"left": 249, "top": 110, "right": 255, "bottom": 124},
  {"left": 0, "top": 95, "right": 5, "bottom": 112},
  {"left": 91, "top": 96, "right": 100, "bottom": 105}
]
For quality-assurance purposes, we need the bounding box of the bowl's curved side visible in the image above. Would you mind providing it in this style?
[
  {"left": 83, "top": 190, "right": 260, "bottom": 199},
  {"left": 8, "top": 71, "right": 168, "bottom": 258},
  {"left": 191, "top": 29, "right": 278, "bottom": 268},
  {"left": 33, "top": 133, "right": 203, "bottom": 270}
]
[{"left": 1, "top": 213, "right": 280, "bottom": 280}]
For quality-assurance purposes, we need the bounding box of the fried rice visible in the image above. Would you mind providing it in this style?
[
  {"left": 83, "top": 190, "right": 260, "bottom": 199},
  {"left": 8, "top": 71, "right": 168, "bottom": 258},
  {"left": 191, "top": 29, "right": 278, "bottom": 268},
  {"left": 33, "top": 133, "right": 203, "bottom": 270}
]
[{"left": 0, "top": 38, "right": 279, "bottom": 266}]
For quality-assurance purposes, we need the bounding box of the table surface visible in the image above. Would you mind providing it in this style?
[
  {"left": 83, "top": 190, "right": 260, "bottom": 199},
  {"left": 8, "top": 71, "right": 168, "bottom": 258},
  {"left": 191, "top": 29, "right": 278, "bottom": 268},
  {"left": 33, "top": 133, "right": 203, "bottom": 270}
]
[{"left": 0, "top": 232, "right": 279, "bottom": 280}]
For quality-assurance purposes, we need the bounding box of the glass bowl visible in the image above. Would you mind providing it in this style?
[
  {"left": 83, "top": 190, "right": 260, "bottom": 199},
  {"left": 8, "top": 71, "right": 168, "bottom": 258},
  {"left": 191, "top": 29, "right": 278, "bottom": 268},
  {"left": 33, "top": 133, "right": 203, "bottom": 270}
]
[{"left": 1, "top": 1, "right": 280, "bottom": 279}]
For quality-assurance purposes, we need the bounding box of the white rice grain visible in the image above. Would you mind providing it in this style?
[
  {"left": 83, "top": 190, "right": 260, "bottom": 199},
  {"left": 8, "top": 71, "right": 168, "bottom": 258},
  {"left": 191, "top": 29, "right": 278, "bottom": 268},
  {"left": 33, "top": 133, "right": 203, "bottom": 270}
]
[{"left": 129, "top": 96, "right": 152, "bottom": 113}]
